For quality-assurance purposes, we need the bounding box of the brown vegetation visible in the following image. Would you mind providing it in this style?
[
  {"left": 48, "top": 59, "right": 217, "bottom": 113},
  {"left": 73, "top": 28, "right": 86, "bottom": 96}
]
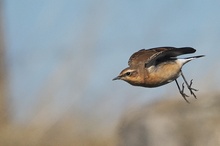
[
  {"left": 118, "top": 94, "right": 220, "bottom": 146},
  {"left": 1, "top": 94, "right": 220, "bottom": 146}
]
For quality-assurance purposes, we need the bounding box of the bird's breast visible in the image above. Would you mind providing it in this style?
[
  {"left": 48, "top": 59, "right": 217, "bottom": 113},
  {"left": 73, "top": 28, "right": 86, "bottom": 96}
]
[{"left": 142, "top": 62, "right": 181, "bottom": 87}]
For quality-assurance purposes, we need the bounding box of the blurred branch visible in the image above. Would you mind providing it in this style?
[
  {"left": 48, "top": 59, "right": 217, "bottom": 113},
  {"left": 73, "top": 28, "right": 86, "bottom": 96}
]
[{"left": 0, "top": 0, "right": 9, "bottom": 126}]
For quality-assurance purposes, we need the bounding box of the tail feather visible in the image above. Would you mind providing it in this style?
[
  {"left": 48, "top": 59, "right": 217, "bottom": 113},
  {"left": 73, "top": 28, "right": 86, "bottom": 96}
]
[
  {"left": 177, "top": 55, "right": 205, "bottom": 65},
  {"left": 185, "top": 55, "right": 205, "bottom": 59}
]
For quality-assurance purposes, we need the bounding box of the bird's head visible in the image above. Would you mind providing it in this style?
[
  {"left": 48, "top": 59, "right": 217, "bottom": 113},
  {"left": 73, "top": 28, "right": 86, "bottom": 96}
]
[{"left": 112, "top": 67, "right": 140, "bottom": 85}]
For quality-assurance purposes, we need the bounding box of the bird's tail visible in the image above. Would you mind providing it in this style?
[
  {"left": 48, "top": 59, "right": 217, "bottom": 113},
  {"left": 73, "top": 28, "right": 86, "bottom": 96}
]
[
  {"left": 184, "top": 55, "right": 205, "bottom": 60},
  {"left": 177, "top": 55, "right": 205, "bottom": 65}
]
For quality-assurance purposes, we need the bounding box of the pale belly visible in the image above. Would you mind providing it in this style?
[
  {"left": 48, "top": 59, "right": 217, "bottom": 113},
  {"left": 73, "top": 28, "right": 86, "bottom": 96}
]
[{"left": 142, "top": 62, "right": 181, "bottom": 87}]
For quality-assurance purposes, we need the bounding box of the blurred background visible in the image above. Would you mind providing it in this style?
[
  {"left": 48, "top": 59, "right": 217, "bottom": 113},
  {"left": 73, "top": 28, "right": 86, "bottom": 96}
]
[{"left": 0, "top": 0, "right": 220, "bottom": 145}]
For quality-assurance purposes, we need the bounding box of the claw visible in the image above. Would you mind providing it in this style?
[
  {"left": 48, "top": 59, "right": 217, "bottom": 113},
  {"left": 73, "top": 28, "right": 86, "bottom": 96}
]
[
  {"left": 179, "top": 83, "right": 189, "bottom": 103},
  {"left": 189, "top": 79, "right": 198, "bottom": 91},
  {"left": 188, "top": 79, "right": 197, "bottom": 99},
  {"left": 180, "top": 70, "right": 199, "bottom": 100},
  {"left": 175, "top": 80, "right": 190, "bottom": 103}
]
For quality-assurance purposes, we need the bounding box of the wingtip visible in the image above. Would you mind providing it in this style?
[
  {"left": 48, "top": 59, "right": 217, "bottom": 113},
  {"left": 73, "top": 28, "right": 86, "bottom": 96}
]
[{"left": 180, "top": 47, "right": 196, "bottom": 53}]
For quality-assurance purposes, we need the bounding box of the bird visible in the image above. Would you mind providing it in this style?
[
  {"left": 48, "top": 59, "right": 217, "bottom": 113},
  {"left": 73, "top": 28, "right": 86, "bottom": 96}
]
[{"left": 112, "top": 47, "right": 204, "bottom": 103}]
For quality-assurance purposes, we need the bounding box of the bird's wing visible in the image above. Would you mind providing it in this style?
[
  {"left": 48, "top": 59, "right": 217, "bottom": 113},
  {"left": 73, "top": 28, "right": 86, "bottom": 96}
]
[{"left": 128, "top": 47, "right": 196, "bottom": 68}]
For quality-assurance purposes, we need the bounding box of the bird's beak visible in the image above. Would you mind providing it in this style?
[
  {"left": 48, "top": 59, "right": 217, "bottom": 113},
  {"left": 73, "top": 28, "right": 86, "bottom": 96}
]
[{"left": 112, "top": 76, "right": 121, "bottom": 81}]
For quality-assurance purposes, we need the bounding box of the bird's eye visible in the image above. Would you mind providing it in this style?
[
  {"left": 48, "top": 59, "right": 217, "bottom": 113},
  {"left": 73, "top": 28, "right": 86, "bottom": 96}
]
[{"left": 126, "top": 72, "right": 131, "bottom": 76}]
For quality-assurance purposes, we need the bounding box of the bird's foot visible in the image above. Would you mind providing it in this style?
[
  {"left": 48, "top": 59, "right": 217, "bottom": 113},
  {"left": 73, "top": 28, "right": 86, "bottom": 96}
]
[
  {"left": 180, "top": 83, "right": 190, "bottom": 103},
  {"left": 187, "top": 79, "right": 198, "bottom": 99}
]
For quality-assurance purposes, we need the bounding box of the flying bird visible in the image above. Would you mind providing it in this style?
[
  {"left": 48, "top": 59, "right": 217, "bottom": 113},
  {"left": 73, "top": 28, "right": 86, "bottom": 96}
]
[{"left": 113, "top": 47, "right": 204, "bottom": 103}]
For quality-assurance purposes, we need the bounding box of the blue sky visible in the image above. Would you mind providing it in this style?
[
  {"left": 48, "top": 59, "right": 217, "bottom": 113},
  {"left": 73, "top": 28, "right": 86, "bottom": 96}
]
[{"left": 3, "top": 0, "right": 220, "bottom": 123}]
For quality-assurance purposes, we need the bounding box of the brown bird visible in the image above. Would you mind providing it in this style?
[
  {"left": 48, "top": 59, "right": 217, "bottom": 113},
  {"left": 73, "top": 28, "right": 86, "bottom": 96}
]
[{"left": 113, "top": 47, "right": 204, "bottom": 103}]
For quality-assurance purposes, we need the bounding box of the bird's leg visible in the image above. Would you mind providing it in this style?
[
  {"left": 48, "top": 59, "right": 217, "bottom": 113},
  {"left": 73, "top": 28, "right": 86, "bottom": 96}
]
[
  {"left": 175, "top": 79, "right": 189, "bottom": 103},
  {"left": 180, "top": 70, "right": 198, "bottom": 99}
]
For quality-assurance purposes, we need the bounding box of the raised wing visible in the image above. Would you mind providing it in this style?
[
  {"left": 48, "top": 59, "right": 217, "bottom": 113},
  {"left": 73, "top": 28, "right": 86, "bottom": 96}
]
[{"left": 128, "top": 47, "right": 196, "bottom": 68}]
